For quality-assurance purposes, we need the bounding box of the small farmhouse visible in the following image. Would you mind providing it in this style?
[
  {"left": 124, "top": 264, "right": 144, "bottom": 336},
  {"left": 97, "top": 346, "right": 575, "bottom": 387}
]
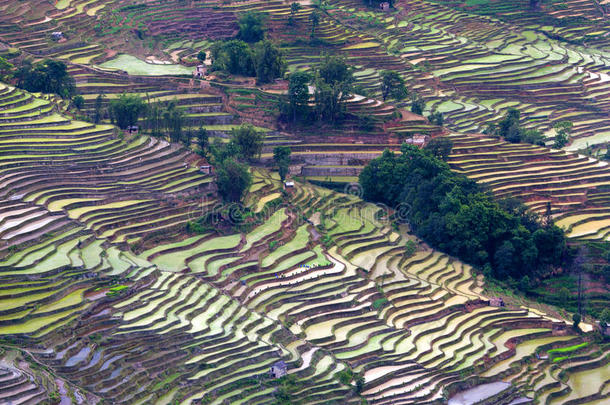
[{"left": 270, "top": 361, "right": 287, "bottom": 379}]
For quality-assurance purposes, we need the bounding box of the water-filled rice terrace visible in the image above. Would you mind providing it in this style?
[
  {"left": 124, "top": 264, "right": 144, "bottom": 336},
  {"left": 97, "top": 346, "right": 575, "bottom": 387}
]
[
  {"left": 0, "top": 84, "right": 606, "bottom": 404},
  {"left": 0, "top": 0, "right": 610, "bottom": 403}
]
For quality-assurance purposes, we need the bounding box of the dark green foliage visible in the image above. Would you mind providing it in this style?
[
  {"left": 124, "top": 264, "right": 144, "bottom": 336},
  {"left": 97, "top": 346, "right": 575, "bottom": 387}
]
[
  {"left": 0, "top": 56, "right": 14, "bottom": 80},
  {"left": 162, "top": 100, "right": 184, "bottom": 143},
  {"left": 231, "top": 123, "right": 264, "bottom": 161},
  {"left": 355, "top": 375, "right": 365, "bottom": 394},
  {"left": 211, "top": 40, "right": 255, "bottom": 76},
  {"left": 273, "top": 374, "right": 303, "bottom": 403},
  {"left": 237, "top": 12, "right": 267, "bottom": 43},
  {"left": 15, "top": 59, "right": 75, "bottom": 98},
  {"left": 410, "top": 95, "right": 425, "bottom": 115},
  {"left": 428, "top": 111, "right": 444, "bottom": 126},
  {"left": 572, "top": 313, "right": 581, "bottom": 328},
  {"left": 94, "top": 94, "right": 105, "bottom": 124},
  {"left": 287, "top": 71, "right": 311, "bottom": 122},
  {"left": 211, "top": 39, "right": 285, "bottom": 83},
  {"left": 197, "top": 126, "right": 209, "bottom": 156},
  {"left": 273, "top": 146, "right": 292, "bottom": 181},
  {"left": 336, "top": 368, "right": 354, "bottom": 385},
  {"left": 253, "top": 40, "right": 286, "bottom": 84},
  {"left": 554, "top": 121, "right": 572, "bottom": 148},
  {"left": 309, "top": 10, "right": 320, "bottom": 38},
  {"left": 380, "top": 70, "right": 408, "bottom": 101},
  {"left": 72, "top": 95, "right": 84, "bottom": 110},
  {"left": 186, "top": 221, "right": 209, "bottom": 234},
  {"left": 498, "top": 108, "right": 521, "bottom": 143},
  {"left": 405, "top": 239, "right": 417, "bottom": 257},
  {"left": 559, "top": 287, "right": 571, "bottom": 306},
  {"left": 359, "top": 144, "right": 568, "bottom": 281},
  {"left": 600, "top": 308, "right": 610, "bottom": 326},
  {"left": 215, "top": 159, "right": 252, "bottom": 202},
  {"left": 197, "top": 50, "right": 206, "bottom": 62},
  {"left": 288, "top": 2, "right": 301, "bottom": 25},
  {"left": 424, "top": 137, "right": 453, "bottom": 161},
  {"left": 109, "top": 94, "right": 147, "bottom": 129},
  {"left": 519, "top": 275, "right": 531, "bottom": 292},
  {"left": 491, "top": 108, "right": 550, "bottom": 146},
  {"left": 521, "top": 128, "right": 546, "bottom": 146},
  {"left": 372, "top": 298, "right": 388, "bottom": 309},
  {"left": 313, "top": 55, "right": 354, "bottom": 122}
]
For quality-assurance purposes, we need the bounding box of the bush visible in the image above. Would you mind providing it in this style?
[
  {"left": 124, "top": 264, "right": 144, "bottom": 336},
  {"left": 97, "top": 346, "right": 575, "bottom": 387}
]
[
  {"left": 372, "top": 298, "right": 388, "bottom": 309},
  {"left": 72, "top": 94, "right": 84, "bottom": 110},
  {"left": 253, "top": 40, "right": 285, "bottom": 84},
  {"left": 359, "top": 144, "right": 568, "bottom": 281},
  {"left": 237, "top": 12, "right": 267, "bottom": 43},
  {"left": 215, "top": 159, "right": 252, "bottom": 202},
  {"left": 109, "top": 94, "right": 146, "bottom": 129},
  {"left": 15, "top": 59, "right": 75, "bottom": 98}
]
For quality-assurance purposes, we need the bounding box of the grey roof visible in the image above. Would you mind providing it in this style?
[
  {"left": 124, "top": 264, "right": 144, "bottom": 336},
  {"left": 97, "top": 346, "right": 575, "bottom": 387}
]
[{"left": 272, "top": 361, "right": 287, "bottom": 370}]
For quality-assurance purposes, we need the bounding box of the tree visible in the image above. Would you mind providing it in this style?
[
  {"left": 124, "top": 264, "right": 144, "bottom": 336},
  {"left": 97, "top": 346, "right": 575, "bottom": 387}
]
[
  {"left": 287, "top": 71, "right": 311, "bottom": 123},
  {"left": 530, "top": 0, "right": 543, "bottom": 10},
  {"left": 197, "top": 50, "right": 206, "bottom": 63},
  {"left": 0, "top": 56, "right": 14, "bottom": 81},
  {"left": 230, "top": 123, "right": 264, "bottom": 161},
  {"left": 15, "top": 59, "right": 75, "bottom": 98},
  {"left": 410, "top": 95, "right": 425, "bottom": 115},
  {"left": 498, "top": 108, "right": 521, "bottom": 143},
  {"left": 94, "top": 94, "right": 105, "bottom": 124},
  {"left": 237, "top": 12, "right": 266, "bottom": 43},
  {"left": 197, "top": 126, "right": 209, "bottom": 156},
  {"left": 313, "top": 55, "right": 354, "bottom": 122},
  {"left": 519, "top": 275, "right": 531, "bottom": 292},
  {"left": 167, "top": 106, "right": 184, "bottom": 143},
  {"left": 273, "top": 146, "right": 291, "bottom": 181},
  {"left": 380, "top": 70, "right": 408, "bottom": 101},
  {"left": 359, "top": 143, "right": 568, "bottom": 282},
  {"left": 253, "top": 40, "right": 286, "bottom": 84},
  {"left": 109, "top": 94, "right": 147, "bottom": 129},
  {"left": 215, "top": 159, "right": 252, "bottom": 202},
  {"left": 210, "top": 40, "right": 254, "bottom": 76},
  {"left": 309, "top": 10, "right": 320, "bottom": 38},
  {"left": 288, "top": 2, "right": 301, "bottom": 25},
  {"left": 428, "top": 111, "right": 443, "bottom": 126},
  {"left": 424, "top": 137, "right": 453, "bottom": 161},
  {"left": 558, "top": 287, "right": 571, "bottom": 307},
  {"left": 554, "top": 121, "right": 572, "bottom": 149},
  {"left": 355, "top": 375, "right": 365, "bottom": 394},
  {"left": 318, "top": 55, "right": 354, "bottom": 86},
  {"left": 600, "top": 308, "right": 610, "bottom": 327},
  {"left": 572, "top": 313, "right": 581, "bottom": 329},
  {"left": 522, "top": 128, "right": 545, "bottom": 146},
  {"left": 72, "top": 95, "right": 84, "bottom": 110}
]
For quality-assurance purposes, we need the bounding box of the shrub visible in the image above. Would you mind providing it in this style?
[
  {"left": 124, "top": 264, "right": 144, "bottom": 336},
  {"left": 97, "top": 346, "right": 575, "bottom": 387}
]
[
  {"left": 237, "top": 12, "right": 267, "bottom": 43},
  {"left": 372, "top": 298, "right": 388, "bottom": 309}
]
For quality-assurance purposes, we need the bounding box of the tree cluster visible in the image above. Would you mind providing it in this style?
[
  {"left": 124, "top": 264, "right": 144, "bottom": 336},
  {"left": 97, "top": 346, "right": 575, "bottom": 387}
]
[
  {"left": 14, "top": 59, "right": 75, "bottom": 98},
  {"left": 273, "top": 146, "right": 292, "bottom": 181},
  {"left": 283, "top": 55, "right": 355, "bottom": 124},
  {"left": 237, "top": 12, "right": 267, "bottom": 43},
  {"left": 208, "top": 124, "right": 264, "bottom": 202},
  {"left": 484, "top": 108, "right": 548, "bottom": 146},
  {"left": 109, "top": 94, "right": 147, "bottom": 129},
  {"left": 380, "top": 70, "right": 408, "bottom": 102},
  {"left": 359, "top": 144, "right": 568, "bottom": 283},
  {"left": 210, "top": 39, "right": 285, "bottom": 84}
]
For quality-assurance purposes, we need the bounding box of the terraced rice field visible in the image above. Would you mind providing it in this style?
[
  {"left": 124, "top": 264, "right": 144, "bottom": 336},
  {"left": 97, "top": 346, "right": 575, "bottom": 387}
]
[
  {"left": 0, "top": 90, "right": 606, "bottom": 402},
  {"left": 0, "top": 0, "right": 609, "bottom": 403}
]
